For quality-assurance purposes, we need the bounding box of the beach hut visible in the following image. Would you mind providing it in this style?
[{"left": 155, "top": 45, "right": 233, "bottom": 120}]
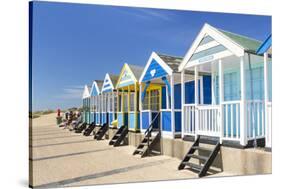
[
  {"left": 113, "top": 64, "right": 143, "bottom": 144},
  {"left": 82, "top": 85, "right": 91, "bottom": 124},
  {"left": 100, "top": 74, "right": 119, "bottom": 127},
  {"left": 179, "top": 23, "right": 268, "bottom": 147},
  {"left": 91, "top": 81, "right": 103, "bottom": 126},
  {"left": 133, "top": 52, "right": 211, "bottom": 156},
  {"left": 89, "top": 80, "right": 103, "bottom": 125},
  {"left": 257, "top": 34, "right": 272, "bottom": 150}
]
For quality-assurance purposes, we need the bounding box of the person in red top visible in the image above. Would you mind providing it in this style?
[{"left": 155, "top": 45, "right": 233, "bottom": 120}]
[{"left": 57, "top": 108, "right": 61, "bottom": 117}]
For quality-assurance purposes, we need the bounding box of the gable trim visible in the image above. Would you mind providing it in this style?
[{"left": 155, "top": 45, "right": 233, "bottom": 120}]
[
  {"left": 101, "top": 73, "right": 114, "bottom": 93},
  {"left": 178, "top": 23, "right": 245, "bottom": 71},
  {"left": 116, "top": 63, "right": 137, "bottom": 88},
  {"left": 139, "top": 52, "right": 173, "bottom": 83},
  {"left": 82, "top": 85, "right": 90, "bottom": 99},
  {"left": 90, "top": 81, "right": 100, "bottom": 97}
]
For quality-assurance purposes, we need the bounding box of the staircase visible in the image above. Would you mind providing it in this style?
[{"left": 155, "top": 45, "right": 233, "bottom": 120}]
[
  {"left": 133, "top": 113, "right": 161, "bottom": 158},
  {"left": 109, "top": 125, "right": 129, "bottom": 147},
  {"left": 74, "top": 122, "right": 87, "bottom": 133},
  {"left": 93, "top": 123, "right": 109, "bottom": 140},
  {"left": 178, "top": 135, "right": 221, "bottom": 177},
  {"left": 83, "top": 122, "right": 96, "bottom": 136}
]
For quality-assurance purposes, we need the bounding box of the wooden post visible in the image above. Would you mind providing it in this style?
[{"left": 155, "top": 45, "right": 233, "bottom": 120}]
[
  {"left": 240, "top": 55, "right": 247, "bottom": 146},
  {"left": 181, "top": 71, "right": 185, "bottom": 138},
  {"left": 139, "top": 83, "right": 143, "bottom": 131},
  {"left": 211, "top": 62, "right": 216, "bottom": 105},
  {"left": 219, "top": 59, "right": 224, "bottom": 144},
  {"left": 171, "top": 74, "right": 175, "bottom": 137},
  {"left": 264, "top": 52, "right": 270, "bottom": 148},
  {"left": 166, "top": 83, "right": 170, "bottom": 109},
  {"left": 194, "top": 66, "right": 199, "bottom": 140}
]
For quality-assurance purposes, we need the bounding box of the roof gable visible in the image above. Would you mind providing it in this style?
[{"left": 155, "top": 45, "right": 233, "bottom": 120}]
[
  {"left": 116, "top": 63, "right": 143, "bottom": 88},
  {"left": 82, "top": 85, "right": 90, "bottom": 99},
  {"left": 179, "top": 23, "right": 246, "bottom": 71},
  {"left": 101, "top": 73, "right": 118, "bottom": 93},
  {"left": 90, "top": 80, "right": 103, "bottom": 96},
  {"left": 139, "top": 52, "right": 177, "bottom": 83}
]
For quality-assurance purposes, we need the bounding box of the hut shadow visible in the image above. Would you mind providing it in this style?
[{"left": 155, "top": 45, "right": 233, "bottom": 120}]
[
  {"left": 32, "top": 159, "right": 172, "bottom": 188},
  {"left": 32, "top": 135, "right": 81, "bottom": 141},
  {"left": 30, "top": 148, "right": 113, "bottom": 161},
  {"left": 31, "top": 139, "right": 93, "bottom": 148}
]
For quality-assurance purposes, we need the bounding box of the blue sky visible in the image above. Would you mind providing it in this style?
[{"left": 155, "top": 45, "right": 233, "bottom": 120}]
[{"left": 31, "top": 1, "right": 271, "bottom": 111}]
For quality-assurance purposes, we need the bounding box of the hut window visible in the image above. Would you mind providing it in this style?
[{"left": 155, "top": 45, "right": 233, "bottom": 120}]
[
  {"left": 224, "top": 72, "right": 240, "bottom": 101},
  {"left": 93, "top": 97, "right": 96, "bottom": 111},
  {"left": 123, "top": 93, "right": 128, "bottom": 112},
  {"left": 118, "top": 93, "right": 122, "bottom": 112},
  {"left": 129, "top": 92, "right": 135, "bottom": 111},
  {"left": 142, "top": 91, "right": 149, "bottom": 110},
  {"left": 246, "top": 66, "right": 264, "bottom": 100},
  {"left": 114, "top": 93, "right": 118, "bottom": 112},
  {"left": 109, "top": 95, "right": 112, "bottom": 112},
  {"left": 150, "top": 89, "right": 160, "bottom": 111}
]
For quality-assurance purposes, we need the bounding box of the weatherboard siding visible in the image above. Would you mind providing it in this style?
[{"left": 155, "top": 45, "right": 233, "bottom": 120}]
[{"left": 142, "top": 58, "right": 168, "bottom": 82}]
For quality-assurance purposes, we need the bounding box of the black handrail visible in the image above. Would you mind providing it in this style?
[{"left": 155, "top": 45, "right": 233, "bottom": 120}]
[{"left": 145, "top": 112, "right": 160, "bottom": 147}]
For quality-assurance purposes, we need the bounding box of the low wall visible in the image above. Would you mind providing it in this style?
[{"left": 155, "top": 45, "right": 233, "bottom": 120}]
[
  {"left": 128, "top": 131, "right": 143, "bottom": 147},
  {"left": 108, "top": 127, "right": 118, "bottom": 140},
  {"left": 161, "top": 138, "right": 272, "bottom": 175}
]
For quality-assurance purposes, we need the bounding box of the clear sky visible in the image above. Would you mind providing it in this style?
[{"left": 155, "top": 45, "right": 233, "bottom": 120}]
[{"left": 31, "top": 1, "right": 271, "bottom": 111}]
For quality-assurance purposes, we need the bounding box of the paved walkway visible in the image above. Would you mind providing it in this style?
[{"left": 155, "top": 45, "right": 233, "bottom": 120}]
[{"left": 30, "top": 113, "right": 198, "bottom": 188}]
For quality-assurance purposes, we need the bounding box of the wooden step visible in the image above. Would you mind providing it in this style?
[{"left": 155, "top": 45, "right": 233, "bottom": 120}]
[
  {"left": 187, "top": 154, "right": 208, "bottom": 161},
  {"left": 192, "top": 146, "right": 212, "bottom": 152},
  {"left": 135, "top": 148, "right": 144, "bottom": 153},
  {"left": 182, "top": 162, "right": 203, "bottom": 171}
]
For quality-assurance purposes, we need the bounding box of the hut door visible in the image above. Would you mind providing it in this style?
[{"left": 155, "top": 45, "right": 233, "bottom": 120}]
[{"left": 150, "top": 89, "right": 161, "bottom": 129}]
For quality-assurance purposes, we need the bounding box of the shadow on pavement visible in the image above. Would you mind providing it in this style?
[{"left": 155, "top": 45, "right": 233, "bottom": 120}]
[{"left": 33, "top": 159, "right": 172, "bottom": 188}]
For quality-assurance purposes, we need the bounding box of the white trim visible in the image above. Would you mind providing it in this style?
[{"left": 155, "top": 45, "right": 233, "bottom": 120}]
[
  {"left": 82, "top": 85, "right": 90, "bottom": 99},
  {"left": 170, "top": 74, "right": 175, "bottom": 137},
  {"left": 139, "top": 51, "right": 173, "bottom": 83},
  {"left": 161, "top": 131, "right": 175, "bottom": 139},
  {"left": 89, "top": 80, "right": 101, "bottom": 97},
  {"left": 239, "top": 55, "right": 247, "bottom": 146},
  {"left": 184, "top": 50, "right": 233, "bottom": 69},
  {"left": 101, "top": 73, "right": 115, "bottom": 93},
  {"left": 194, "top": 40, "right": 220, "bottom": 53},
  {"left": 179, "top": 23, "right": 244, "bottom": 71},
  {"left": 181, "top": 71, "right": 185, "bottom": 139},
  {"left": 264, "top": 52, "right": 271, "bottom": 148},
  {"left": 160, "top": 108, "right": 171, "bottom": 111},
  {"left": 200, "top": 76, "right": 204, "bottom": 104},
  {"left": 219, "top": 59, "right": 224, "bottom": 144}
]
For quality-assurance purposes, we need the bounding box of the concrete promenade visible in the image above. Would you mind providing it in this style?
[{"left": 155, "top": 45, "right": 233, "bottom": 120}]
[{"left": 30, "top": 113, "right": 202, "bottom": 188}]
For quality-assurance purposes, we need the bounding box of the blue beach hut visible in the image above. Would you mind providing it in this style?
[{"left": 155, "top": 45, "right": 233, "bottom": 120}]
[
  {"left": 89, "top": 80, "right": 103, "bottom": 125},
  {"left": 82, "top": 85, "right": 91, "bottom": 124},
  {"left": 138, "top": 52, "right": 212, "bottom": 138},
  {"left": 100, "top": 74, "right": 119, "bottom": 127}
]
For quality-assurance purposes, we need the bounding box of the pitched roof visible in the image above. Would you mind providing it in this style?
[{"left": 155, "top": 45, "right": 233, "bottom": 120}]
[
  {"left": 218, "top": 29, "right": 262, "bottom": 53},
  {"left": 108, "top": 74, "right": 119, "bottom": 87},
  {"left": 82, "top": 85, "right": 91, "bottom": 99},
  {"left": 179, "top": 23, "right": 263, "bottom": 71},
  {"left": 157, "top": 53, "right": 183, "bottom": 73},
  {"left": 128, "top": 64, "right": 144, "bottom": 80},
  {"left": 95, "top": 80, "right": 103, "bottom": 91}
]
